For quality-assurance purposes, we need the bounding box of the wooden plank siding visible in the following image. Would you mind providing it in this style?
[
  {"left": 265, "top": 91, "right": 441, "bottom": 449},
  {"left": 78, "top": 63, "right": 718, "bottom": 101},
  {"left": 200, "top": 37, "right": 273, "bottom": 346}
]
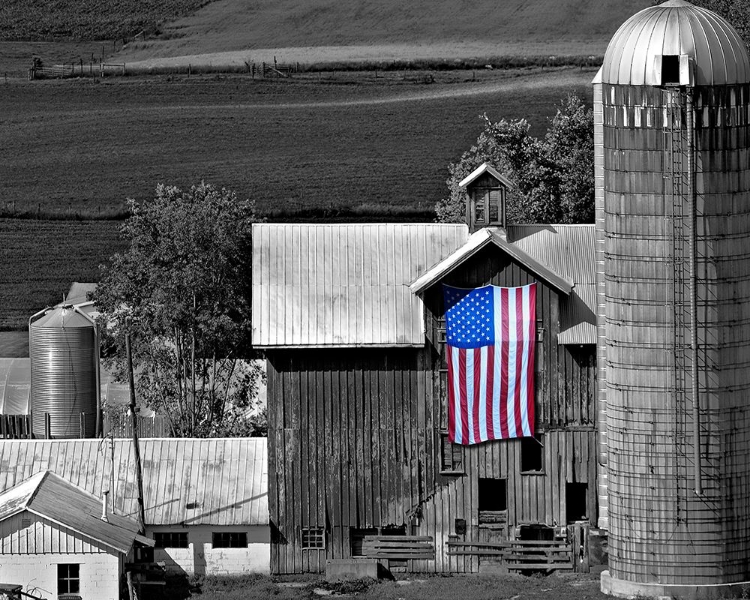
[{"left": 267, "top": 245, "right": 597, "bottom": 573}]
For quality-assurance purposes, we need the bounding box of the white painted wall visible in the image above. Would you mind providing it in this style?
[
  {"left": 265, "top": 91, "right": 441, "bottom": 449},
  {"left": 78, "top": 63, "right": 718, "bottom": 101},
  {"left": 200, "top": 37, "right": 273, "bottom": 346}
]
[
  {"left": 148, "top": 525, "right": 270, "bottom": 575},
  {"left": 0, "top": 553, "right": 120, "bottom": 600}
]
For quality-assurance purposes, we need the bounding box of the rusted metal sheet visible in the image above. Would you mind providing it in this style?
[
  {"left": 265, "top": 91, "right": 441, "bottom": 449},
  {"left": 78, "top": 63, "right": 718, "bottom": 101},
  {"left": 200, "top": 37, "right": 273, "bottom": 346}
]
[
  {"left": 0, "top": 471, "right": 139, "bottom": 553},
  {"left": 0, "top": 438, "right": 267, "bottom": 526},
  {"left": 252, "top": 223, "right": 468, "bottom": 347},
  {"left": 601, "top": 1, "right": 750, "bottom": 86}
]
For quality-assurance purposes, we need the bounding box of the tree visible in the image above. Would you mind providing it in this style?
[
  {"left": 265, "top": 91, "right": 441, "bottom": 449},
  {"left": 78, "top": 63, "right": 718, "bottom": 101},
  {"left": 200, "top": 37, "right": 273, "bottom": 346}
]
[
  {"left": 94, "top": 182, "right": 265, "bottom": 437},
  {"left": 435, "top": 94, "right": 594, "bottom": 225}
]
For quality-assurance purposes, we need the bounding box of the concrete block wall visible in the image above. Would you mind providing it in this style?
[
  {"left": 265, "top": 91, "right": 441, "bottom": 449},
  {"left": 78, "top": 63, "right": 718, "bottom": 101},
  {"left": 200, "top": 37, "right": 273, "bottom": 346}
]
[
  {"left": 149, "top": 525, "right": 270, "bottom": 576},
  {"left": 0, "top": 552, "right": 120, "bottom": 600}
]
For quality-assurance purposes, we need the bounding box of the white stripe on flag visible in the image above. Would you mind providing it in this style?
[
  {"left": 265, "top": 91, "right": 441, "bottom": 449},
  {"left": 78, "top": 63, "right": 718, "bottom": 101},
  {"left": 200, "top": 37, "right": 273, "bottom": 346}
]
[
  {"left": 493, "top": 287, "right": 503, "bottom": 436},
  {"left": 450, "top": 345, "right": 462, "bottom": 445},
  {"left": 466, "top": 348, "right": 475, "bottom": 444},
  {"left": 479, "top": 345, "right": 488, "bottom": 442},
  {"left": 506, "top": 289, "right": 517, "bottom": 438},
  {"left": 519, "top": 285, "right": 532, "bottom": 437}
]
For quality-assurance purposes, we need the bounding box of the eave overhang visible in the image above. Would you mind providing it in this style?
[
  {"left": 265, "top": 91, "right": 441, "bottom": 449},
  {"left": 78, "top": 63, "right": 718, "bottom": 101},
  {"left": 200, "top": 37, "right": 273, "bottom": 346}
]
[{"left": 409, "top": 227, "right": 573, "bottom": 296}]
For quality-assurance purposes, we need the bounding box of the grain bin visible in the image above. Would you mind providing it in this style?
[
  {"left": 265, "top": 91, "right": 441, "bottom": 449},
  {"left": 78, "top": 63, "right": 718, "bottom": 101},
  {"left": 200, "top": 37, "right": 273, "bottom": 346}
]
[
  {"left": 595, "top": 1, "right": 750, "bottom": 596},
  {"left": 29, "top": 304, "right": 98, "bottom": 438}
]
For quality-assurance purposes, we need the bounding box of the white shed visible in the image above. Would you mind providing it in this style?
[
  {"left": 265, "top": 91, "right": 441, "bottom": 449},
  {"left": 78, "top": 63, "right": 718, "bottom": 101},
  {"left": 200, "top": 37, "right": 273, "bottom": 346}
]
[{"left": 0, "top": 471, "right": 148, "bottom": 600}]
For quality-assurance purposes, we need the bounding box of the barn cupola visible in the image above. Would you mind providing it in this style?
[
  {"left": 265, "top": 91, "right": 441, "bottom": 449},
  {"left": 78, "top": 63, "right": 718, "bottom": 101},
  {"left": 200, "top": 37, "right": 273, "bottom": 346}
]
[{"left": 459, "top": 163, "right": 513, "bottom": 233}]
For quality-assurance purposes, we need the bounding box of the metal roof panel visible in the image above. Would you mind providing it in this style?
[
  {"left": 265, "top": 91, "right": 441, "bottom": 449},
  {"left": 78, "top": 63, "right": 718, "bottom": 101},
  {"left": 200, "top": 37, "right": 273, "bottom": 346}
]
[
  {"left": 0, "top": 438, "right": 267, "bottom": 526},
  {"left": 252, "top": 223, "right": 468, "bottom": 347}
]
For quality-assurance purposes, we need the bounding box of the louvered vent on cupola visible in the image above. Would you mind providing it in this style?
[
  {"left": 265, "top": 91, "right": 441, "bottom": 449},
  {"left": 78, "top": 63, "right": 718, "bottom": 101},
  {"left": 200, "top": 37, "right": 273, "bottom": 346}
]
[{"left": 459, "top": 163, "right": 514, "bottom": 233}]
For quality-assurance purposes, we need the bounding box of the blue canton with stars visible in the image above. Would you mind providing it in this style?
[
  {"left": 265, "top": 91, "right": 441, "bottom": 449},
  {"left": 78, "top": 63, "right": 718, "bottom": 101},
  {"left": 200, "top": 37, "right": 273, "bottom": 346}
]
[{"left": 443, "top": 285, "right": 495, "bottom": 349}]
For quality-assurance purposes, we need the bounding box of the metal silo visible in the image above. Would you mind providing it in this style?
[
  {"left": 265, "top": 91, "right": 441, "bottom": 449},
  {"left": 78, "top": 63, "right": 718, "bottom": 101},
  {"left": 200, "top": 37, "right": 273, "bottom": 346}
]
[
  {"left": 595, "top": 0, "right": 750, "bottom": 596},
  {"left": 29, "top": 304, "right": 98, "bottom": 438}
]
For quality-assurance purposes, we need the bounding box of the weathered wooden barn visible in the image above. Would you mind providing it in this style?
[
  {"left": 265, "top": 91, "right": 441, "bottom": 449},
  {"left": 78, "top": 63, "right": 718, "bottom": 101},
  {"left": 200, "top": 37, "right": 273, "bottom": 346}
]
[{"left": 253, "top": 166, "right": 599, "bottom": 574}]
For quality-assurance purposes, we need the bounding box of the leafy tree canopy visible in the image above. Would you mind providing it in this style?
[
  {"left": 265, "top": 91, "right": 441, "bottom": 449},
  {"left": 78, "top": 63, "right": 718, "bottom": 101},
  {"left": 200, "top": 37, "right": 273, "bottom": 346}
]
[
  {"left": 436, "top": 94, "right": 594, "bottom": 225},
  {"left": 94, "top": 182, "right": 265, "bottom": 437}
]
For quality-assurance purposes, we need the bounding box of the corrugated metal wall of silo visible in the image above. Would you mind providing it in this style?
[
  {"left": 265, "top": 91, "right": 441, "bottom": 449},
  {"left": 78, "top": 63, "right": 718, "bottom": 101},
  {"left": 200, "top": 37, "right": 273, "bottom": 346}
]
[
  {"left": 29, "top": 306, "right": 97, "bottom": 438},
  {"left": 604, "top": 82, "right": 750, "bottom": 585}
]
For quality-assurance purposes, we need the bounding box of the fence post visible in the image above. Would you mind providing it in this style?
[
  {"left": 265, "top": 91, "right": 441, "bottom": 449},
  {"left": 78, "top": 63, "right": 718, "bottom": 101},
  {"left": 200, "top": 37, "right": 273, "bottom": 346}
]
[
  {"left": 80, "top": 412, "right": 86, "bottom": 437},
  {"left": 45, "top": 413, "right": 51, "bottom": 439}
]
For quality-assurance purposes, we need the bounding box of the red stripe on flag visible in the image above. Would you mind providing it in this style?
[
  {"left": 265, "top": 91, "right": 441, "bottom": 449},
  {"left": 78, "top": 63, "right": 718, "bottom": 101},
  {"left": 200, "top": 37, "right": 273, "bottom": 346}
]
[
  {"left": 472, "top": 348, "right": 482, "bottom": 444},
  {"left": 499, "top": 287, "right": 510, "bottom": 439},
  {"left": 459, "top": 348, "right": 469, "bottom": 444},
  {"left": 485, "top": 344, "right": 495, "bottom": 440},
  {"left": 447, "top": 346, "right": 456, "bottom": 443},
  {"left": 527, "top": 284, "right": 536, "bottom": 436}
]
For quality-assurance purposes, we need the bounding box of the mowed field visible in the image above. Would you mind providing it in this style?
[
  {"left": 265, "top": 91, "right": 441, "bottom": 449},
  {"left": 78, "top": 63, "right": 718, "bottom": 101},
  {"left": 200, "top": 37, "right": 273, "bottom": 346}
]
[
  {"left": 0, "top": 68, "right": 594, "bottom": 330},
  {"left": 118, "top": 0, "right": 650, "bottom": 66}
]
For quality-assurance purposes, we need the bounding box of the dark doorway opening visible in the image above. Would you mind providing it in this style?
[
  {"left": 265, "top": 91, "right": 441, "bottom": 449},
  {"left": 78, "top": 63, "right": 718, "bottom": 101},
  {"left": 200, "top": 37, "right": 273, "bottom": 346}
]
[{"left": 566, "top": 482, "right": 588, "bottom": 522}]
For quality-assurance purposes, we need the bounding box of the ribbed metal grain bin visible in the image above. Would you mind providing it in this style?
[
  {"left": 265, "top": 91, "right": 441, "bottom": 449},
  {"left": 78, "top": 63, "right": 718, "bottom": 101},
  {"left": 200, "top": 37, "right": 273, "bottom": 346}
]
[
  {"left": 596, "top": 0, "right": 750, "bottom": 593},
  {"left": 30, "top": 305, "right": 97, "bottom": 438}
]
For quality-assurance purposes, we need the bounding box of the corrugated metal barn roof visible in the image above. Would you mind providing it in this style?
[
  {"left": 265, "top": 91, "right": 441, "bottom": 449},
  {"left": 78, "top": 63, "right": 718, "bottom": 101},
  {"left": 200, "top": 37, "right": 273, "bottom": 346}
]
[
  {"left": 0, "top": 438, "right": 267, "bottom": 526},
  {"left": 252, "top": 223, "right": 468, "bottom": 347},
  {"left": 508, "top": 225, "right": 596, "bottom": 344},
  {"left": 0, "top": 471, "right": 140, "bottom": 553}
]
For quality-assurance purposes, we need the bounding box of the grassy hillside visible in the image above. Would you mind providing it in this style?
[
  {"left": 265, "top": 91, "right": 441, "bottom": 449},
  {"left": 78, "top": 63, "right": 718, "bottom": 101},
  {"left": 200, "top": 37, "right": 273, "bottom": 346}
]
[
  {"left": 0, "top": 0, "right": 209, "bottom": 41},
  {"left": 118, "top": 0, "right": 650, "bottom": 64},
  {"left": 0, "top": 0, "right": 651, "bottom": 62}
]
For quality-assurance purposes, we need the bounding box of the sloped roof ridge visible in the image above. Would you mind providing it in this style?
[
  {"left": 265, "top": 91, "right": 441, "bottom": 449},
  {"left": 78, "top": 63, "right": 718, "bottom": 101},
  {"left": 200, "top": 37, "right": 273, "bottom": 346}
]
[{"left": 410, "top": 227, "right": 573, "bottom": 295}]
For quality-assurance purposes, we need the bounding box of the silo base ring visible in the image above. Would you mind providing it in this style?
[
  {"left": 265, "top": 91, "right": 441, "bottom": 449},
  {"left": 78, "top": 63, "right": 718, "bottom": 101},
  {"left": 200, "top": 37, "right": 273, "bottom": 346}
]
[{"left": 602, "top": 570, "right": 750, "bottom": 600}]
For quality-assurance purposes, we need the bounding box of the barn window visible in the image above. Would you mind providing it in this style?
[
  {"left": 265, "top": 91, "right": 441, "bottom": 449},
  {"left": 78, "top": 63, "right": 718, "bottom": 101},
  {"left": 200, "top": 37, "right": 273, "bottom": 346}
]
[
  {"left": 301, "top": 528, "right": 326, "bottom": 550},
  {"left": 439, "top": 431, "right": 464, "bottom": 474},
  {"left": 478, "top": 478, "right": 507, "bottom": 512},
  {"left": 521, "top": 435, "right": 544, "bottom": 473},
  {"left": 154, "top": 531, "right": 188, "bottom": 548},
  {"left": 566, "top": 482, "right": 588, "bottom": 522},
  {"left": 475, "top": 201, "right": 486, "bottom": 223},
  {"left": 212, "top": 532, "right": 248, "bottom": 548},
  {"left": 57, "top": 563, "right": 80, "bottom": 595}
]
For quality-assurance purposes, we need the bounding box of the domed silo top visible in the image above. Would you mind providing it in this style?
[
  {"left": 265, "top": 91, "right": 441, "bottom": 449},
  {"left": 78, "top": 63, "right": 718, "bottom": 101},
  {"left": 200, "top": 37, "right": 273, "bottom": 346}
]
[
  {"left": 601, "top": 0, "right": 750, "bottom": 86},
  {"left": 32, "top": 305, "right": 94, "bottom": 329}
]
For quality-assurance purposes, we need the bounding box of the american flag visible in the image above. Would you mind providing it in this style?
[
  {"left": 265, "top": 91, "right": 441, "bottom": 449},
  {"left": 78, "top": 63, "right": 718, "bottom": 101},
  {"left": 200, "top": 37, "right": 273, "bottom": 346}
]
[{"left": 443, "top": 283, "right": 536, "bottom": 445}]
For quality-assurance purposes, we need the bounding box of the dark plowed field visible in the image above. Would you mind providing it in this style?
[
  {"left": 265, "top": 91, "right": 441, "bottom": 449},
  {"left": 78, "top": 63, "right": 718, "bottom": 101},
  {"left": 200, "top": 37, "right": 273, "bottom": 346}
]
[{"left": 0, "top": 68, "right": 593, "bottom": 329}]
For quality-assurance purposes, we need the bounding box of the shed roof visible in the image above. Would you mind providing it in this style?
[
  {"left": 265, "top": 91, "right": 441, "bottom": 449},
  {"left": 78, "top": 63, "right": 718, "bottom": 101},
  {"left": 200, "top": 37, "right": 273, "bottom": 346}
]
[
  {"left": 0, "top": 471, "right": 141, "bottom": 553},
  {"left": 252, "top": 223, "right": 468, "bottom": 347},
  {"left": 0, "top": 438, "right": 268, "bottom": 526}
]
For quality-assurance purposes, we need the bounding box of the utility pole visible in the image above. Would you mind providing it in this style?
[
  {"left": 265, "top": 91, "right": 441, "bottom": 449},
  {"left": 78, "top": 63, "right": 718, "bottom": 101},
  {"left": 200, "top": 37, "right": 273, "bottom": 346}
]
[{"left": 126, "top": 332, "right": 146, "bottom": 534}]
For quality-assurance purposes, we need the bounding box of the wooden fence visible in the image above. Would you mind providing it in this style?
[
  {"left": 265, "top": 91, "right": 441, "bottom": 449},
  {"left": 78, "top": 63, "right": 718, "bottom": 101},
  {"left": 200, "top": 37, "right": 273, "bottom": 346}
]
[
  {"left": 0, "top": 413, "right": 170, "bottom": 439},
  {"left": 29, "top": 62, "right": 126, "bottom": 80}
]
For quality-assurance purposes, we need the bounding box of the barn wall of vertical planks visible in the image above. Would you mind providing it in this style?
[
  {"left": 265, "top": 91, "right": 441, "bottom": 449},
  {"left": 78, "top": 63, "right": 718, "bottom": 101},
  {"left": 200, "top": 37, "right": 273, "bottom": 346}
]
[
  {"left": 598, "top": 0, "right": 750, "bottom": 594},
  {"left": 264, "top": 236, "right": 598, "bottom": 573}
]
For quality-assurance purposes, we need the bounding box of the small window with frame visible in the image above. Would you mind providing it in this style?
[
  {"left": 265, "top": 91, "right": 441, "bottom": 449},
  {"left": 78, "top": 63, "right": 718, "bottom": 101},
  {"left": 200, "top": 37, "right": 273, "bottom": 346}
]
[
  {"left": 439, "top": 431, "right": 464, "bottom": 474},
  {"left": 57, "top": 563, "right": 80, "bottom": 596},
  {"left": 301, "top": 527, "right": 326, "bottom": 550},
  {"left": 474, "top": 199, "right": 486, "bottom": 223},
  {"left": 521, "top": 435, "right": 544, "bottom": 474},
  {"left": 212, "top": 532, "right": 248, "bottom": 548},
  {"left": 154, "top": 531, "right": 188, "bottom": 548}
]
